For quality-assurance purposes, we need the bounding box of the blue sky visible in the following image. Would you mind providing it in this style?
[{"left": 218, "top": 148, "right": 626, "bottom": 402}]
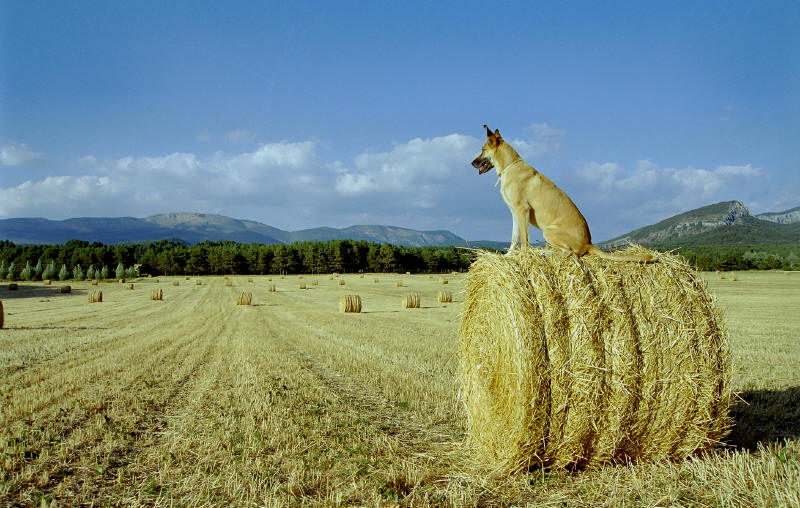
[{"left": 1, "top": 1, "right": 798, "bottom": 242}]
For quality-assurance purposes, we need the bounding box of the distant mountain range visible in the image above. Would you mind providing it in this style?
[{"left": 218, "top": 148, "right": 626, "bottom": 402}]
[
  {"left": 0, "top": 212, "right": 498, "bottom": 248},
  {"left": 1, "top": 202, "right": 798, "bottom": 248}
]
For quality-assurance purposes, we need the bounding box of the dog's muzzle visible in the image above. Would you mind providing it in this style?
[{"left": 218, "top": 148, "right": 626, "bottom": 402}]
[{"left": 472, "top": 158, "right": 494, "bottom": 175}]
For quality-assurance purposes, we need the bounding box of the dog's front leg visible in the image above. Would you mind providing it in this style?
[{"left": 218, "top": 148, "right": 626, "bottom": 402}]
[
  {"left": 517, "top": 206, "right": 530, "bottom": 250},
  {"left": 507, "top": 210, "right": 520, "bottom": 252}
]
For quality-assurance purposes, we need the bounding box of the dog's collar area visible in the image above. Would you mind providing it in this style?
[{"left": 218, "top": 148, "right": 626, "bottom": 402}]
[{"left": 497, "top": 158, "right": 523, "bottom": 176}]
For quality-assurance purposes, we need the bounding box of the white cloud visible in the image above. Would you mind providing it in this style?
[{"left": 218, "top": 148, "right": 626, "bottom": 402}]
[
  {"left": 335, "top": 134, "right": 476, "bottom": 196},
  {"left": 0, "top": 142, "right": 45, "bottom": 166},
  {"left": 510, "top": 123, "right": 566, "bottom": 160}
]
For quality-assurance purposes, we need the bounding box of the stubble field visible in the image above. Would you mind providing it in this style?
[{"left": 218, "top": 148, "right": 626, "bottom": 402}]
[{"left": 1, "top": 270, "right": 798, "bottom": 506}]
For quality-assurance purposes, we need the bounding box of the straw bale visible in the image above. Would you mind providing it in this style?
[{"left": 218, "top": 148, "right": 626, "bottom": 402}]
[
  {"left": 151, "top": 288, "right": 163, "bottom": 301},
  {"left": 396, "top": 281, "right": 404, "bottom": 287},
  {"left": 88, "top": 290, "right": 103, "bottom": 303},
  {"left": 402, "top": 292, "right": 421, "bottom": 309},
  {"left": 459, "top": 246, "right": 730, "bottom": 473},
  {"left": 196, "top": 280, "right": 202, "bottom": 285},
  {"left": 8, "top": 283, "right": 18, "bottom": 291},
  {"left": 438, "top": 290, "right": 453, "bottom": 303},
  {"left": 440, "top": 278, "right": 449, "bottom": 284},
  {"left": 44, "top": 279, "right": 52, "bottom": 285},
  {"left": 299, "top": 283, "right": 307, "bottom": 289},
  {"left": 237, "top": 292, "right": 252, "bottom": 306},
  {"left": 225, "top": 281, "right": 233, "bottom": 287},
  {"left": 172, "top": 281, "right": 179, "bottom": 286},
  {"left": 339, "top": 294, "right": 362, "bottom": 313},
  {"left": 91, "top": 280, "right": 98, "bottom": 286},
  {"left": 60, "top": 285, "right": 71, "bottom": 293},
  {"left": 119, "top": 278, "right": 125, "bottom": 283},
  {"left": 312, "top": 280, "right": 319, "bottom": 286},
  {"left": 268, "top": 284, "right": 277, "bottom": 292},
  {"left": 127, "top": 283, "right": 134, "bottom": 290},
  {"left": 338, "top": 280, "right": 345, "bottom": 286},
  {"left": 0, "top": 300, "right": 4, "bottom": 329}
]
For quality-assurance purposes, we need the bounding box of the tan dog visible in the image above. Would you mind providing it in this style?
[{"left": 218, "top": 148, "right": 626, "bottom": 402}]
[{"left": 472, "top": 125, "right": 653, "bottom": 262}]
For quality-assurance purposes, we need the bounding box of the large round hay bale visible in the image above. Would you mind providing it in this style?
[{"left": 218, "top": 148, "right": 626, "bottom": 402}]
[
  {"left": 459, "top": 247, "right": 731, "bottom": 473},
  {"left": 8, "top": 283, "right": 18, "bottom": 291},
  {"left": 60, "top": 285, "right": 71, "bottom": 294},
  {"left": 0, "top": 299, "right": 4, "bottom": 329},
  {"left": 402, "top": 292, "right": 420, "bottom": 309},
  {"left": 268, "top": 284, "right": 276, "bottom": 292},
  {"left": 88, "top": 290, "right": 103, "bottom": 303},
  {"left": 237, "top": 292, "right": 252, "bottom": 306},
  {"left": 172, "top": 281, "right": 180, "bottom": 286},
  {"left": 151, "top": 288, "right": 163, "bottom": 301},
  {"left": 339, "top": 294, "right": 362, "bottom": 313},
  {"left": 298, "top": 283, "right": 307, "bottom": 289},
  {"left": 338, "top": 280, "right": 345, "bottom": 286},
  {"left": 438, "top": 290, "right": 452, "bottom": 303}
]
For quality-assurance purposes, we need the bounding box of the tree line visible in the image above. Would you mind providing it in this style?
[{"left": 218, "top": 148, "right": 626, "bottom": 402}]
[
  {"left": 0, "top": 239, "right": 477, "bottom": 279},
  {"left": 0, "top": 239, "right": 796, "bottom": 281}
]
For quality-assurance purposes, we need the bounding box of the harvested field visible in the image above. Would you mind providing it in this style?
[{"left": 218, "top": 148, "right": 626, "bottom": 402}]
[{"left": 0, "top": 270, "right": 798, "bottom": 506}]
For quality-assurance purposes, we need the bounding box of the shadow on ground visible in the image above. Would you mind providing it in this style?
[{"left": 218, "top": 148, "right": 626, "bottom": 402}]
[
  {"left": 0, "top": 284, "right": 86, "bottom": 300},
  {"left": 725, "top": 386, "right": 800, "bottom": 450}
]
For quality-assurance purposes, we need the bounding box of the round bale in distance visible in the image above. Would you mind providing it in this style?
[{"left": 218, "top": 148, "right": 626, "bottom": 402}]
[
  {"left": 88, "top": 290, "right": 103, "bottom": 303},
  {"left": 60, "top": 285, "right": 72, "bottom": 293},
  {"left": 151, "top": 288, "right": 163, "bottom": 301},
  {"left": 237, "top": 292, "right": 252, "bottom": 306},
  {"left": 402, "top": 292, "right": 420, "bottom": 309},
  {"left": 438, "top": 290, "right": 452, "bottom": 303},
  {"left": 339, "top": 294, "right": 362, "bottom": 313},
  {"left": 459, "top": 247, "right": 731, "bottom": 473}
]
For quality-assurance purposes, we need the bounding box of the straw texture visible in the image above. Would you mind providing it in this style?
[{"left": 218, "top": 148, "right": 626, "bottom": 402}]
[
  {"left": 402, "top": 292, "right": 421, "bottom": 309},
  {"left": 88, "top": 290, "right": 103, "bottom": 303},
  {"left": 458, "top": 246, "right": 731, "bottom": 473},
  {"left": 339, "top": 294, "right": 362, "bottom": 313},
  {"left": 237, "top": 292, "right": 252, "bottom": 306}
]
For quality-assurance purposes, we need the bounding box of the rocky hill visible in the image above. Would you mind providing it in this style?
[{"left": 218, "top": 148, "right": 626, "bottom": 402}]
[{"left": 603, "top": 201, "right": 800, "bottom": 247}]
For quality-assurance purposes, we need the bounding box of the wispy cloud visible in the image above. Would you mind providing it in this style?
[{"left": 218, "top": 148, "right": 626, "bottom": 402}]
[{"left": 0, "top": 142, "right": 45, "bottom": 166}]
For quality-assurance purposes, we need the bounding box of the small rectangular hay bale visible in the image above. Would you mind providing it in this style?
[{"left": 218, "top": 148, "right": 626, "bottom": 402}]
[
  {"left": 402, "top": 292, "right": 421, "bottom": 309},
  {"left": 339, "top": 294, "right": 362, "bottom": 313}
]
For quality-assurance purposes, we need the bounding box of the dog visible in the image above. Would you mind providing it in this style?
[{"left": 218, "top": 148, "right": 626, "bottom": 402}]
[{"left": 472, "top": 125, "right": 653, "bottom": 262}]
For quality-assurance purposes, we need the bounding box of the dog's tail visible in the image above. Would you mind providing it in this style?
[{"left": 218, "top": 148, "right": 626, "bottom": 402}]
[{"left": 586, "top": 244, "right": 655, "bottom": 263}]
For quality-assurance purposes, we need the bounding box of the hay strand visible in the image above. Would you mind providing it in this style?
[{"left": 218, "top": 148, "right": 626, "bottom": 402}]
[
  {"left": 339, "top": 294, "right": 362, "bottom": 313},
  {"left": 459, "top": 246, "right": 731, "bottom": 473}
]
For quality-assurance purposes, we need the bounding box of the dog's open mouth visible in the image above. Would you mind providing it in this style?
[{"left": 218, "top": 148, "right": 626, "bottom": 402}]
[{"left": 477, "top": 160, "right": 493, "bottom": 175}]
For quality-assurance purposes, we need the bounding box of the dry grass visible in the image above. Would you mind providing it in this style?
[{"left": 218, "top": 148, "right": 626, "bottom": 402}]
[
  {"left": 0, "top": 271, "right": 796, "bottom": 506},
  {"left": 88, "top": 290, "right": 103, "bottom": 303},
  {"left": 460, "top": 247, "right": 730, "bottom": 473}
]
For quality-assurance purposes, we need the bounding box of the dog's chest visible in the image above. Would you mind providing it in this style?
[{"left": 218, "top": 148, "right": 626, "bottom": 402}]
[{"left": 498, "top": 177, "right": 515, "bottom": 208}]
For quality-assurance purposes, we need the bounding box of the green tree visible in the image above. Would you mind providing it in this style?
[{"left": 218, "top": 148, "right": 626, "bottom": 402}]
[
  {"left": 59, "top": 264, "right": 69, "bottom": 281},
  {"left": 86, "top": 265, "right": 96, "bottom": 280},
  {"left": 34, "top": 258, "right": 43, "bottom": 280},
  {"left": 7, "top": 261, "right": 18, "bottom": 281},
  {"left": 101, "top": 265, "right": 109, "bottom": 280},
  {"left": 0, "top": 260, "right": 9, "bottom": 279},
  {"left": 20, "top": 261, "right": 33, "bottom": 281},
  {"left": 73, "top": 264, "right": 85, "bottom": 280},
  {"left": 42, "top": 262, "right": 57, "bottom": 280},
  {"left": 115, "top": 262, "right": 125, "bottom": 280}
]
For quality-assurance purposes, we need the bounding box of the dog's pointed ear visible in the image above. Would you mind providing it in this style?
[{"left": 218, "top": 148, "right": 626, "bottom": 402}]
[
  {"left": 484, "top": 125, "right": 492, "bottom": 137},
  {"left": 494, "top": 129, "right": 502, "bottom": 139}
]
